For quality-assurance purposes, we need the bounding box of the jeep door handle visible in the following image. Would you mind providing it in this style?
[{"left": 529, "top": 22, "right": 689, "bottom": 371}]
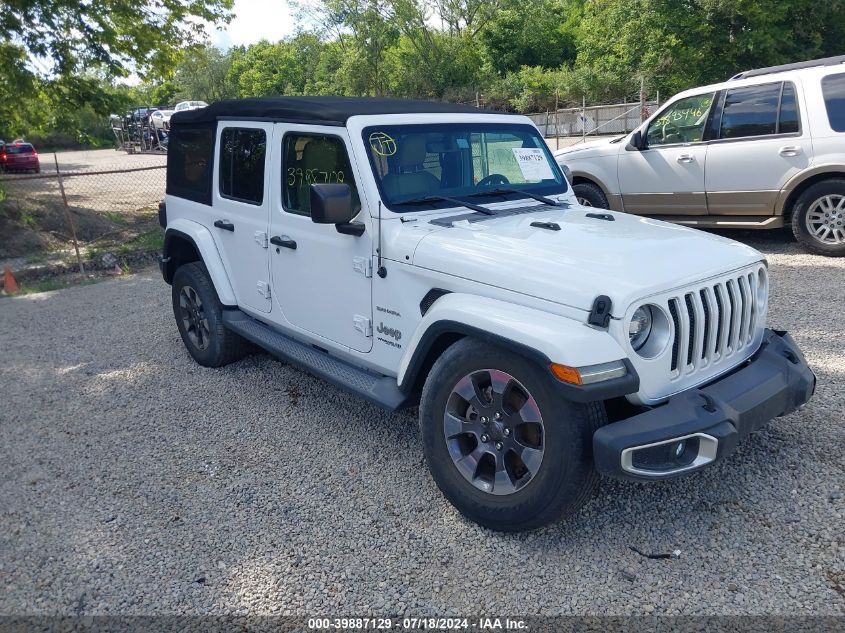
[
  {"left": 779, "top": 146, "right": 802, "bottom": 157},
  {"left": 213, "top": 219, "right": 235, "bottom": 232},
  {"left": 270, "top": 235, "right": 297, "bottom": 250},
  {"left": 676, "top": 154, "right": 695, "bottom": 164}
]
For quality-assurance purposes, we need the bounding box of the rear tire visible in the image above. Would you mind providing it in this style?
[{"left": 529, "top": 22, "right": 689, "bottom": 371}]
[
  {"left": 171, "top": 262, "right": 249, "bottom": 367},
  {"left": 573, "top": 182, "right": 609, "bottom": 209},
  {"left": 790, "top": 179, "right": 845, "bottom": 257},
  {"left": 419, "top": 338, "right": 606, "bottom": 531}
]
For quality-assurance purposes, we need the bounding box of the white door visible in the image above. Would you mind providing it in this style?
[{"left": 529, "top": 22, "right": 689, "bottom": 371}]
[
  {"left": 210, "top": 122, "right": 273, "bottom": 313},
  {"left": 705, "top": 81, "right": 812, "bottom": 216},
  {"left": 269, "top": 126, "right": 373, "bottom": 353},
  {"left": 618, "top": 92, "right": 717, "bottom": 215}
]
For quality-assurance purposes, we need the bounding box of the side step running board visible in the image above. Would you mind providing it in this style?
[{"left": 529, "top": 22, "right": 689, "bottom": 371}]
[{"left": 222, "top": 310, "right": 410, "bottom": 411}]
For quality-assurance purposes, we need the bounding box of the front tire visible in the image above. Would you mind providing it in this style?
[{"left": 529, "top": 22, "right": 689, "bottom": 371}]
[
  {"left": 791, "top": 179, "right": 845, "bottom": 256},
  {"left": 419, "top": 338, "right": 606, "bottom": 531},
  {"left": 171, "top": 262, "right": 249, "bottom": 367},
  {"left": 573, "top": 181, "right": 609, "bottom": 209}
]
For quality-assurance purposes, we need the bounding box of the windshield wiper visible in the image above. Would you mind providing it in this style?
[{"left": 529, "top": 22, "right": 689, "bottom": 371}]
[
  {"left": 394, "top": 195, "right": 495, "bottom": 215},
  {"left": 469, "top": 188, "right": 563, "bottom": 207}
]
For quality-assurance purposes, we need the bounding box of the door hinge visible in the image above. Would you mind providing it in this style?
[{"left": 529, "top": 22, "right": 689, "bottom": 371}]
[
  {"left": 352, "top": 256, "right": 372, "bottom": 278},
  {"left": 257, "top": 281, "right": 271, "bottom": 299},
  {"left": 353, "top": 315, "right": 372, "bottom": 337},
  {"left": 254, "top": 231, "right": 269, "bottom": 248}
]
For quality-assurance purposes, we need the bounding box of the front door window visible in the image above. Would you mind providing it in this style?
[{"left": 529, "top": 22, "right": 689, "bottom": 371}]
[{"left": 646, "top": 93, "right": 716, "bottom": 147}]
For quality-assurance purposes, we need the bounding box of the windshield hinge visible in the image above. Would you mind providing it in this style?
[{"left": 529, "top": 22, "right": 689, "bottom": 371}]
[{"left": 588, "top": 295, "right": 612, "bottom": 329}]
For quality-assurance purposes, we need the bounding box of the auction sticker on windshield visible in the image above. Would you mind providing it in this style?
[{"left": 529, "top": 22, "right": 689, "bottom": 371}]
[{"left": 512, "top": 147, "right": 554, "bottom": 181}]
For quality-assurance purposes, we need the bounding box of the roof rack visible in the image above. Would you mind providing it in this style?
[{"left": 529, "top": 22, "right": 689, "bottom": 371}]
[{"left": 730, "top": 55, "right": 845, "bottom": 80}]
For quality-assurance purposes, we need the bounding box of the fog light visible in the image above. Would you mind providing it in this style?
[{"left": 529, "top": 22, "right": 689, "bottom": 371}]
[{"left": 673, "top": 440, "right": 686, "bottom": 459}]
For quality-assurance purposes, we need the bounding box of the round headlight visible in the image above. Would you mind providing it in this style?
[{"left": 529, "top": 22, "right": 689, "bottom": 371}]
[{"left": 629, "top": 305, "right": 653, "bottom": 351}]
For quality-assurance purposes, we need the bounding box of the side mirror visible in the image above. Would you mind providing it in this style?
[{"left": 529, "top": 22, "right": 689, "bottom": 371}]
[
  {"left": 310, "top": 183, "right": 355, "bottom": 224},
  {"left": 627, "top": 130, "right": 646, "bottom": 151},
  {"left": 309, "top": 183, "right": 364, "bottom": 236}
]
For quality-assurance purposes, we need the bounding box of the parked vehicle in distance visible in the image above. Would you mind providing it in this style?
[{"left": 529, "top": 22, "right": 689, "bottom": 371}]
[
  {"left": 0, "top": 140, "right": 40, "bottom": 173},
  {"left": 555, "top": 56, "right": 845, "bottom": 256},
  {"left": 159, "top": 97, "right": 815, "bottom": 531},
  {"left": 174, "top": 100, "right": 208, "bottom": 113},
  {"left": 151, "top": 109, "right": 174, "bottom": 130}
]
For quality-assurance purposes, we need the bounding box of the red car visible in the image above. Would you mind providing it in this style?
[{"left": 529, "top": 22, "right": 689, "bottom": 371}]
[{"left": 0, "top": 141, "right": 40, "bottom": 173}]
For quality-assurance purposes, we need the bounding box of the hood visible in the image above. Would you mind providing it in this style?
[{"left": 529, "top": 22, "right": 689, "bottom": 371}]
[
  {"left": 554, "top": 136, "right": 623, "bottom": 160},
  {"left": 411, "top": 206, "right": 763, "bottom": 315}
]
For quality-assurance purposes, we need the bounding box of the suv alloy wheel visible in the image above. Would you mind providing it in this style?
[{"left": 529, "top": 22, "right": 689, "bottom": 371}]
[{"left": 791, "top": 179, "right": 845, "bottom": 257}]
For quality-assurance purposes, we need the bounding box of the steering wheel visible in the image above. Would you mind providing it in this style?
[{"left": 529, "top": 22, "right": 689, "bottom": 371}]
[
  {"left": 661, "top": 121, "right": 684, "bottom": 144},
  {"left": 477, "top": 173, "right": 510, "bottom": 187}
]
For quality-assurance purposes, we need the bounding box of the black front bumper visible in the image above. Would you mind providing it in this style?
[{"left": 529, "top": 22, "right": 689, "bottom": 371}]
[{"left": 593, "top": 329, "right": 815, "bottom": 481}]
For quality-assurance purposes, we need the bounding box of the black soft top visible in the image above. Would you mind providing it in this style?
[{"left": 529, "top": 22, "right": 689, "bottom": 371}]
[{"left": 170, "top": 96, "right": 501, "bottom": 126}]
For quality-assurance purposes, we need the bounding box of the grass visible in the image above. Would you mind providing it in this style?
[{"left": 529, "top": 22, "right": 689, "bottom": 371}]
[
  {"left": 118, "top": 229, "right": 164, "bottom": 254},
  {"left": 103, "top": 210, "right": 130, "bottom": 225},
  {"left": 86, "top": 228, "right": 164, "bottom": 261},
  {"left": 20, "top": 211, "right": 37, "bottom": 227}
]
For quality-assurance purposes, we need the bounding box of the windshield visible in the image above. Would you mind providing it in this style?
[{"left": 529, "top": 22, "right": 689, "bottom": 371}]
[{"left": 362, "top": 123, "right": 567, "bottom": 212}]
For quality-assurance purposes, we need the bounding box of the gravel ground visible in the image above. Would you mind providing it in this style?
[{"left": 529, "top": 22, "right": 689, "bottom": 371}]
[{"left": 0, "top": 230, "right": 843, "bottom": 616}]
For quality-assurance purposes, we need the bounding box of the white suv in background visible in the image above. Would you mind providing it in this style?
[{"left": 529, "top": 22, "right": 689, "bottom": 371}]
[{"left": 555, "top": 56, "right": 845, "bottom": 256}]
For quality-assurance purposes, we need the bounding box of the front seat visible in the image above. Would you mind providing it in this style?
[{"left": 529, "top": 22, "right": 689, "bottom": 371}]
[{"left": 382, "top": 135, "right": 440, "bottom": 199}]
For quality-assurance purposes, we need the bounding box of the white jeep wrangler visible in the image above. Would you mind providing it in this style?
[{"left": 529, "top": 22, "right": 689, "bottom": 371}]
[
  {"left": 555, "top": 56, "right": 845, "bottom": 257},
  {"left": 159, "top": 96, "right": 815, "bottom": 531}
]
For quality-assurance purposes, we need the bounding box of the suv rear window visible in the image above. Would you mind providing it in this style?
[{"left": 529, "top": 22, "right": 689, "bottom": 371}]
[
  {"left": 821, "top": 72, "right": 845, "bottom": 133},
  {"left": 167, "top": 124, "right": 214, "bottom": 205},
  {"left": 219, "top": 127, "right": 267, "bottom": 205}
]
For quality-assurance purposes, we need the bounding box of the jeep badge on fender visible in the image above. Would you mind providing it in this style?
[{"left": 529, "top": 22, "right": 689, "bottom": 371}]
[{"left": 159, "top": 96, "right": 815, "bottom": 531}]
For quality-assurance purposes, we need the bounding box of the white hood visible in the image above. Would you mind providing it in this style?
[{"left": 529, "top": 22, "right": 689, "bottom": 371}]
[
  {"left": 411, "top": 206, "right": 763, "bottom": 315},
  {"left": 554, "top": 136, "right": 623, "bottom": 160}
]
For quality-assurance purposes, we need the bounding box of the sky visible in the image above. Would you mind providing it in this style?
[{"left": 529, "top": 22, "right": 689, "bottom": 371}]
[{"left": 211, "top": 0, "right": 298, "bottom": 49}]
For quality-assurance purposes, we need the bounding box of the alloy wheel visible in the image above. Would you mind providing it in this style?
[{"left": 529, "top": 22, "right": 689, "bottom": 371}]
[
  {"left": 443, "top": 369, "right": 545, "bottom": 495},
  {"left": 179, "top": 285, "right": 211, "bottom": 350},
  {"left": 806, "top": 194, "right": 845, "bottom": 245}
]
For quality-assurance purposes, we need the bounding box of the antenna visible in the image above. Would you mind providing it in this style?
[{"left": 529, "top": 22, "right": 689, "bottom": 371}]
[{"left": 377, "top": 200, "right": 387, "bottom": 278}]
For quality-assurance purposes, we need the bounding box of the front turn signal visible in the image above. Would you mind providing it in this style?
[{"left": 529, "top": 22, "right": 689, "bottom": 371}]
[{"left": 549, "top": 363, "right": 582, "bottom": 385}]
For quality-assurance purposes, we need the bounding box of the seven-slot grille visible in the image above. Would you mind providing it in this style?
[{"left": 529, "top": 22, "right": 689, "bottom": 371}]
[{"left": 666, "top": 267, "right": 766, "bottom": 377}]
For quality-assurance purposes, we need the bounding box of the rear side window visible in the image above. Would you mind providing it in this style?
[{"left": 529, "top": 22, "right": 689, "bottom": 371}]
[
  {"left": 720, "top": 84, "right": 779, "bottom": 138},
  {"left": 719, "top": 82, "right": 800, "bottom": 139},
  {"left": 219, "top": 128, "right": 267, "bottom": 205},
  {"left": 821, "top": 73, "right": 845, "bottom": 133},
  {"left": 167, "top": 124, "right": 214, "bottom": 204}
]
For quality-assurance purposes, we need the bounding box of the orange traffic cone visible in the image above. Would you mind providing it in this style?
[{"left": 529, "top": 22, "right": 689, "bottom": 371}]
[{"left": 3, "top": 265, "right": 19, "bottom": 294}]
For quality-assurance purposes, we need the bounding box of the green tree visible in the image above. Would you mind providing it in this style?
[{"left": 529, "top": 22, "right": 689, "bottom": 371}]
[
  {"left": 1, "top": 0, "right": 233, "bottom": 81},
  {"left": 576, "top": 0, "right": 845, "bottom": 98},
  {"left": 173, "top": 44, "right": 238, "bottom": 102},
  {"left": 480, "top": 0, "right": 579, "bottom": 75}
]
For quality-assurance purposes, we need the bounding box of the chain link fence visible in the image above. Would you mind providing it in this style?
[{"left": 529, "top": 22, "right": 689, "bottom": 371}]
[
  {"left": 529, "top": 100, "right": 660, "bottom": 144},
  {"left": 0, "top": 151, "right": 166, "bottom": 275}
]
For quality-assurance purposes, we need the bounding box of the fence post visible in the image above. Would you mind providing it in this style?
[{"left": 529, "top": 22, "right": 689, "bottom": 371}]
[
  {"left": 54, "top": 154, "right": 85, "bottom": 275},
  {"left": 554, "top": 90, "right": 560, "bottom": 150},
  {"left": 582, "top": 96, "right": 586, "bottom": 143}
]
